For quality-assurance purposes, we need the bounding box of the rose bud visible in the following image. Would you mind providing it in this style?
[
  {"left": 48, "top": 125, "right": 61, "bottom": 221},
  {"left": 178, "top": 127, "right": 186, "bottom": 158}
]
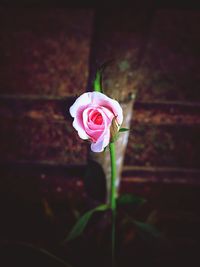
[{"left": 69, "top": 92, "right": 123, "bottom": 152}]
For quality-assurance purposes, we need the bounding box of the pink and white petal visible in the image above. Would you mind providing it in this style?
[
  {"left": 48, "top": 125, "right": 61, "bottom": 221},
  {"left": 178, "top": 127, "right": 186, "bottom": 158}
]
[
  {"left": 96, "top": 107, "right": 112, "bottom": 124},
  {"left": 100, "top": 106, "right": 114, "bottom": 122},
  {"left": 69, "top": 92, "right": 91, "bottom": 117},
  {"left": 91, "top": 129, "right": 110, "bottom": 153},
  {"left": 83, "top": 108, "right": 105, "bottom": 141},
  {"left": 87, "top": 121, "right": 104, "bottom": 130},
  {"left": 82, "top": 107, "right": 97, "bottom": 129},
  {"left": 90, "top": 92, "right": 123, "bottom": 125},
  {"left": 90, "top": 113, "right": 110, "bottom": 152},
  {"left": 109, "top": 99, "right": 123, "bottom": 125},
  {"left": 84, "top": 118, "right": 104, "bottom": 137},
  {"left": 85, "top": 107, "right": 106, "bottom": 129},
  {"left": 72, "top": 118, "right": 89, "bottom": 140},
  {"left": 90, "top": 92, "right": 111, "bottom": 106},
  {"left": 86, "top": 128, "right": 103, "bottom": 142}
]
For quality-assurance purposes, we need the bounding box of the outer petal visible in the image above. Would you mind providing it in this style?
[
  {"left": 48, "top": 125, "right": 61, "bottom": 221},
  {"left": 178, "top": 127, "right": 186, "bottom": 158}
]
[
  {"left": 69, "top": 92, "right": 91, "bottom": 117},
  {"left": 91, "top": 129, "right": 110, "bottom": 152},
  {"left": 72, "top": 118, "right": 89, "bottom": 140},
  {"left": 109, "top": 98, "right": 123, "bottom": 125},
  {"left": 72, "top": 106, "right": 89, "bottom": 140}
]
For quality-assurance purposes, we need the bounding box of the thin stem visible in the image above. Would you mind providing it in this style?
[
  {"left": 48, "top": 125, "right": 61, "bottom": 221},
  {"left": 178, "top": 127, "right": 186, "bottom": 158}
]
[
  {"left": 109, "top": 141, "right": 117, "bottom": 267},
  {"left": 93, "top": 70, "right": 102, "bottom": 92}
]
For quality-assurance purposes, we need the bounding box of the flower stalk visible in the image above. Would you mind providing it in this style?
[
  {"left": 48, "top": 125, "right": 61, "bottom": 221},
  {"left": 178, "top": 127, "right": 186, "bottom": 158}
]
[
  {"left": 93, "top": 65, "right": 118, "bottom": 266},
  {"left": 109, "top": 141, "right": 117, "bottom": 267}
]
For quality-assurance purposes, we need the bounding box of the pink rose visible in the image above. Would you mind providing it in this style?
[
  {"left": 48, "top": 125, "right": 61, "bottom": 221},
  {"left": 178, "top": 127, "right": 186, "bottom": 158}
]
[{"left": 69, "top": 92, "right": 123, "bottom": 152}]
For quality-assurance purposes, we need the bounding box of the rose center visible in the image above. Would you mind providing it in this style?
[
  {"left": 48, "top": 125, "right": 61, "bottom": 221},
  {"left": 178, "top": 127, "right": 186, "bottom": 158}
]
[{"left": 91, "top": 112, "right": 103, "bottom": 125}]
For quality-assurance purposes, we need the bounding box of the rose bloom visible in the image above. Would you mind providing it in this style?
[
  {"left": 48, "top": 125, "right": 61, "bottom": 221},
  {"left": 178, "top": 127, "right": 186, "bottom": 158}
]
[{"left": 69, "top": 92, "right": 123, "bottom": 152}]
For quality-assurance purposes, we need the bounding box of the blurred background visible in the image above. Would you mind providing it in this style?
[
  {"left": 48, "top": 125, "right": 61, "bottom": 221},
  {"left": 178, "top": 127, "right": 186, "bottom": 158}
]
[{"left": 0, "top": 1, "right": 200, "bottom": 267}]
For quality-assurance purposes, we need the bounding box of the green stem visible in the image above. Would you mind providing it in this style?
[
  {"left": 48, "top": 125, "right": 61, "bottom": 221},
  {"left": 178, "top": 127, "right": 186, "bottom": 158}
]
[
  {"left": 93, "top": 70, "right": 102, "bottom": 92},
  {"left": 109, "top": 141, "right": 117, "bottom": 267}
]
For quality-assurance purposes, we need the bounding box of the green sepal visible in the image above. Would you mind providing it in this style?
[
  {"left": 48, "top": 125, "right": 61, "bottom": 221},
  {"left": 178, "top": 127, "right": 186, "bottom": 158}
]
[
  {"left": 110, "top": 128, "right": 130, "bottom": 143},
  {"left": 65, "top": 204, "right": 109, "bottom": 242},
  {"left": 119, "top": 128, "right": 129, "bottom": 132},
  {"left": 111, "top": 134, "right": 119, "bottom": 143}
]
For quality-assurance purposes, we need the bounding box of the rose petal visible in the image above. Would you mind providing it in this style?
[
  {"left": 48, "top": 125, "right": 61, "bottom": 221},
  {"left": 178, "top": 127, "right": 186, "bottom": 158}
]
[
  {"left": 90, "top": 110, "right": 111, "bottom": 152},
  {"left": 87, "top": 121, "right": 104, "bottom": 130},
  {"left": 91, "top": 129, "right": 110, "bottom": 152},
  {"left": 83, "top": 108, "right": 106, "bottom": 142},
  {"left": 90, "top": 92, "right": 123, "bottom": 125},
  {"left": 73, "top": 115, "right": 89, "bottom": 140},
  {"left": 69, "top": 92, "right": 91, "bottom": 117},
  {"left": 100, "top": 106, "right": 115, "bottom": 122}
]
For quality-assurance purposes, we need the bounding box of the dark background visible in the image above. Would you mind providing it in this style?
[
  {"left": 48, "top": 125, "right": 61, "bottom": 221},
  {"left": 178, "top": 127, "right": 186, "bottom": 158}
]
[{"left": 0, "top": 1, "right": 200, "bottom": 266}]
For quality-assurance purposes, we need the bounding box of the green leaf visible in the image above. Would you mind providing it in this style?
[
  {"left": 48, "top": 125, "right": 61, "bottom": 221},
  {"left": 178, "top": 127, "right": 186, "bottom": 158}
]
[
  {"left": 133, "top": 220, "right": 161, "bottom": 239},
  {"left": 119, "top": 128, "right": 129, "bottom": 132},
  {"left": 117, "top": 194, "right": 146, "bottom": 207},
  {"left": 66, "top": 204, "right": 109, "bottom": 242}
]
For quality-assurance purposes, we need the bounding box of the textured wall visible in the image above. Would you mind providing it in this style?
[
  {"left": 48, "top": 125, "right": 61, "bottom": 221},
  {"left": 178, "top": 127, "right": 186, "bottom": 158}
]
[
  {"left": 0, "top": 6, "right": 200, "bottom": 266},
  {"left": 0, "top": 7, "right": 200, "bottom": 195}
]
